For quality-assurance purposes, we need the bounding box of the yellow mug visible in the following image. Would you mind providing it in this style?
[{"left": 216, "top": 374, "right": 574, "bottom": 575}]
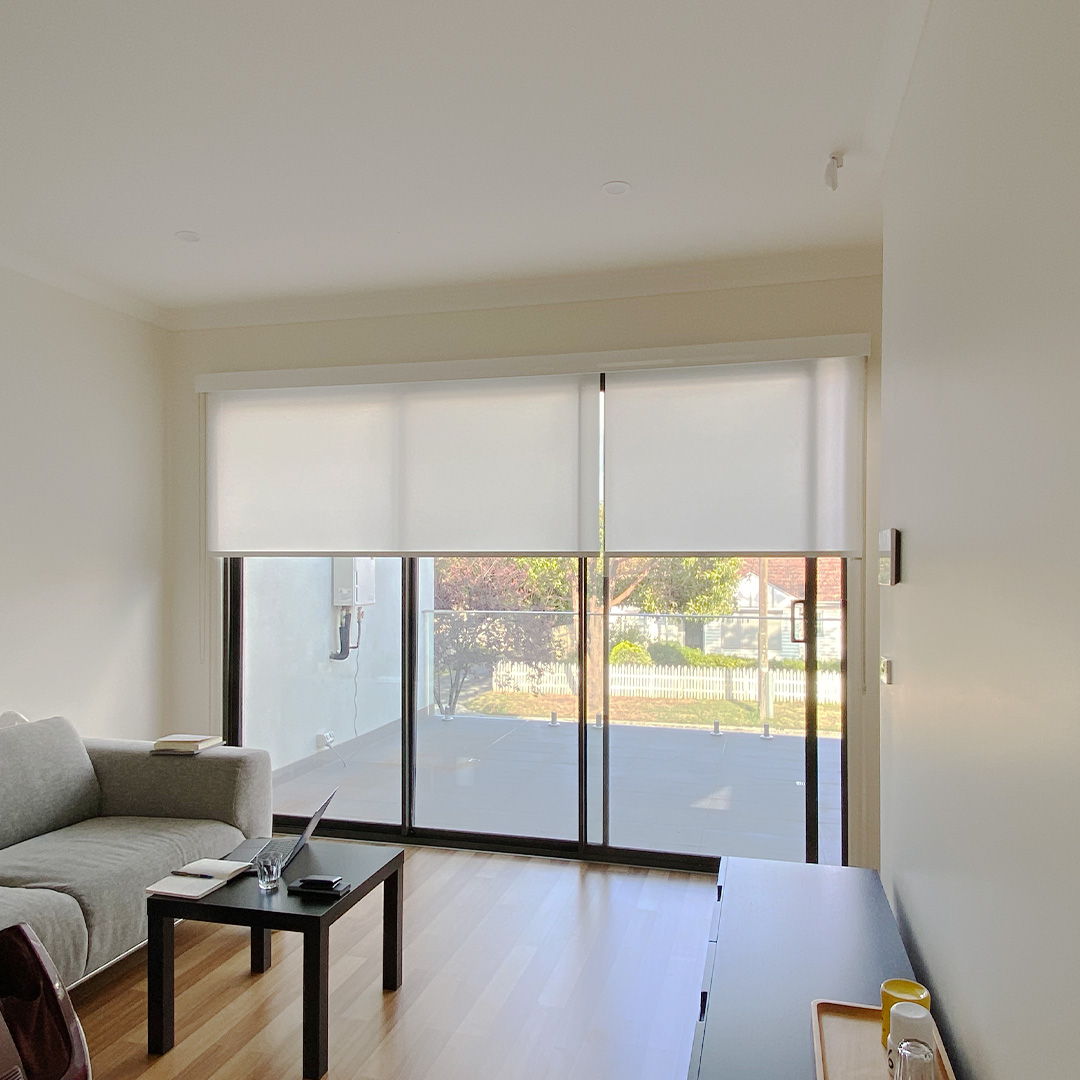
[{"left": 881, "top": 978, "right": 931, "bottom": 1047}]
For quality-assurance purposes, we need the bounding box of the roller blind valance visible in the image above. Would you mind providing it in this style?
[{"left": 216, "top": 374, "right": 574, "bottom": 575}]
[
  {"left": 206, "top": 374, "right": 601, "bottom": 555},
  {"left": 604, "top": 357, "right": 866, "bottom": 556}
]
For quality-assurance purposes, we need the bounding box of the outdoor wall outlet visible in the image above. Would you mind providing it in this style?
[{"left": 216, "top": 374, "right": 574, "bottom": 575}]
[
  {"left": 880, "top": 657, "right": 893, "bottom": 685},
  {"left": 315, "top": 731, "right": 335, "bottom": 749}
]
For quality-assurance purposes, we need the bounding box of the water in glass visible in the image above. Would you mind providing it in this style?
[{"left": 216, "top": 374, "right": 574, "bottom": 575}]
[{"left": 254, "top": 851, "right": 283, "bottom": 890}]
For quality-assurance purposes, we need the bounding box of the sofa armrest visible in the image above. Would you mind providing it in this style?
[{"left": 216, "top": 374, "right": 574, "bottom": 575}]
[{"left": 82, "top": 740, "right": 272, "bottom": 839}]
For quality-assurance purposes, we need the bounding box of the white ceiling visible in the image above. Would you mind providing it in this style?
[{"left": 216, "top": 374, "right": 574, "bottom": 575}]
[{"left": 0, "top": 1, "right": 893, "bottom": 321}]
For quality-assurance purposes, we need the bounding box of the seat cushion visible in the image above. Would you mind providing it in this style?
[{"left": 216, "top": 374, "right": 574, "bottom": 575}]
[
  {"left": 0, "top": 886, "right": 88, "bottom": 986},
  {"left": 0, "top": 816, "right": 243, "bottom": 975},
  {"left": 0, "top": 717, "right": 101, "bottom": 849}
]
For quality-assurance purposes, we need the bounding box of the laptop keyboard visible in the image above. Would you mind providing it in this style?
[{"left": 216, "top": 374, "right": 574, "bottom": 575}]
[{"left": 258, "top": 837, "right": 297, "bottom": 860}]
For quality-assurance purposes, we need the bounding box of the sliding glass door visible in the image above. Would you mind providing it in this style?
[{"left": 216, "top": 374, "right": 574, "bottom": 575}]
[
  {"left": 233, "top": 551, "right": 845, "bottom": 865},
  {"left": 412, "top": 556, "right": 580, "bottom": 839},
  {"left": 241, "top": 557, "right": 403, "bottom": 825},
  {"left": 597, "top": 556, "right": 844, "bottom": 862}
]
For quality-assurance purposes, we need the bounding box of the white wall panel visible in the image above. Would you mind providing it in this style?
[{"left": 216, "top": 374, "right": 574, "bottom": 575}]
[
  {"left": 0, "top": 267, "right": 166, "bottom": 738},
  {"left": 881, "top": 1, "right": 1080, "bottom": 1076}
]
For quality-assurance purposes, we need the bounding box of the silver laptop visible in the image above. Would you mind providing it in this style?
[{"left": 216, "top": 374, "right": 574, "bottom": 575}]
[{"left": 228, "top": 789, "right": 337, "bottom": 871}]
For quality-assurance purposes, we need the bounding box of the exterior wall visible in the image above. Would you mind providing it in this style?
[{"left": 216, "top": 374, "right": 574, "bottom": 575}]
[
  {"left": 242, "top": 557, "right": 403, "bottom": 772},
  {"left": 164, "top": 271, "right": 882, "bottom": 864},
  {"left": 0, "top": 266, "right": 167, "bottom": 738},
  {"left": 879, "top": 1, "right": 1080, "bottom": 1076}
]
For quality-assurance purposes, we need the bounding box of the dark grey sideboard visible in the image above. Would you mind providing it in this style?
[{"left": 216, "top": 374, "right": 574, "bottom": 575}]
[{"left": 689, "top": 857, "right": 915, "bottom": 1079}]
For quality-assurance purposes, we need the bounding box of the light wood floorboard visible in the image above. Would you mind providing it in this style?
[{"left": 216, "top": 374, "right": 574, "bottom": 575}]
[{"left": 71, "top": 846, "right": 714, "bottom": 1080}]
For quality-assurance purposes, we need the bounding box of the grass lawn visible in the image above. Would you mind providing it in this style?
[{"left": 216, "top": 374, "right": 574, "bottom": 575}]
[{"left": 464, "top": 690, "right": 841, "bottom": 734}]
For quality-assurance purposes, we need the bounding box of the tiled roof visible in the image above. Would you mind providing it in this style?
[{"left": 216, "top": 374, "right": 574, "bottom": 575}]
[{"left": 738, "top": 557, "right": 843, "bottom": 603}]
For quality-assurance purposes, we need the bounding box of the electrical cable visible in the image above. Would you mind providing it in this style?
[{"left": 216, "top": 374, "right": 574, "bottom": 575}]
[
  {"left": 352, "top": 634, "right": 361, "bottom": 740},
  {"left": 350, "top": 607, "right": 364, "bottom": 741}
]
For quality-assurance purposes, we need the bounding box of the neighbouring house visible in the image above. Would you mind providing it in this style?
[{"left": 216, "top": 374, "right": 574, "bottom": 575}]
[{"left": 707, "top": 558, "right": 844, "bottom": 661}]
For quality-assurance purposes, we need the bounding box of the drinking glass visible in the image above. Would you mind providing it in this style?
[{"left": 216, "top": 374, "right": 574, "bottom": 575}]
[
  {"left": 254, "top": 851, "right": 283, "bottom": 890},
  {"left": 896, "top": 1039, "right": 935, "bottom": 1080}
]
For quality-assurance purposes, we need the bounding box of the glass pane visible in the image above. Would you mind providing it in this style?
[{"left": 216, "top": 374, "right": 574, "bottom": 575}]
[
  {"left": 586, "top": 555, "right": 605, "bottom": 845},
  {"left": 415, "top": 557, "right": 579, "bottom": 839},
  {"left": 817, "top": 557, "right": 844, "bottom": 865},
  {"left": 242, "top": 557, "right": 402, "bottom": 823},
  {"left": 606, "top": 556, "right": 809, "bottom": 859}
]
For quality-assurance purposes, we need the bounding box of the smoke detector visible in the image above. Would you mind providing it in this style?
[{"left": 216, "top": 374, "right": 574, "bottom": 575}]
[{"left": 824, "top": 153, "right": 844, "bottom": 191}]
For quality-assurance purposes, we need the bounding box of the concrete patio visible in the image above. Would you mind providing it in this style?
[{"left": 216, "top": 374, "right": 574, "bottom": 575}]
[{"left": 271, "top": 714, "right": 842, "bottom": 863}]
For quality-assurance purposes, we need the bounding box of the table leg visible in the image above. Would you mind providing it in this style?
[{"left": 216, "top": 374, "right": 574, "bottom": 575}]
[
  {"left": 302, "top": 925, "right": 329, "bottom": 1080},
  {"left": 251, "top": 926, "right": 272, "bottom": 973},
  {"left": 383, "top": 863, "right": 403, "bottom": 991},
  {"left": 147, "top": 911, "right": 174, "bottom": 1055}
]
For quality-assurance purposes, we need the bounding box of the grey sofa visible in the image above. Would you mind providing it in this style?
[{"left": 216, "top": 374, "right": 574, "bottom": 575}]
[{"left": 0, "top": 716, "right": 271, "bottom": 986}]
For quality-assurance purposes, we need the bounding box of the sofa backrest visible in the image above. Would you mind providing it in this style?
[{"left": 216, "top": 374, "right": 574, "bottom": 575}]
[{"left": 0, "top": 717, "right": 101, "bottom": 850}]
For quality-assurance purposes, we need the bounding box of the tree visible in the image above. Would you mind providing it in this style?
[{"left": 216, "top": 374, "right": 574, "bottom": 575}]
[
  {"left": 431, "top": 555, "right": 742, "bottom": 716},
  {"left": 432, "top": 557, "right": 572, "bottom": 715},
  {"left": 525, "top": 555, "right": 741, "bottom": 707},
  {"left": 587, "top": 556, "right": 741, "bottom": 700}
]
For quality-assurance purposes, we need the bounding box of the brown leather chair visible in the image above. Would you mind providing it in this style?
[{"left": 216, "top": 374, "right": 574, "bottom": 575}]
[{"left": 0, "top": 923, "right": 90, "bottom": 1080}]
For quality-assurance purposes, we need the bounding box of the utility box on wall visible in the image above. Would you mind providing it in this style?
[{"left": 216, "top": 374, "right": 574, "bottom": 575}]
[{"left": 331, "top": 557, "right": 377, "bottom": 607}]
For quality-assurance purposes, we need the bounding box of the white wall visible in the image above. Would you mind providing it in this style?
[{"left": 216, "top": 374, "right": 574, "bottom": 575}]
[
  {"left": 879, "top": 2, "right": 1080, "bottom": 1077},
  {"left": 0, "top": 267, "right": 167, "bottom": 738}
]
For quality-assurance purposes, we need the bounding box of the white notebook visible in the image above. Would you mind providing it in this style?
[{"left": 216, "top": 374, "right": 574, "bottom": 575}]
[
  {"left": 146, "top": 874, "right": 229, "bottom": 899},
  {"left": 177, "top": 858, "right": 251, "bottom": 879}
]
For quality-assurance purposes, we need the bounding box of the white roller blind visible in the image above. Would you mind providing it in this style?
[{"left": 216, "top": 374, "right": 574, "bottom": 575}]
[
  {"left": 207, "top": 374, "right": 600, "bottom": 555},
  {"left": 604, "top": 357, "right": 865, "bottom": 555}
]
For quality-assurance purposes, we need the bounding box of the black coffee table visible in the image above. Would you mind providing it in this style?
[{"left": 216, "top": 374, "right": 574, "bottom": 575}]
[{"left": 147, "top": 839, "right": 404, "bottom": 1079}]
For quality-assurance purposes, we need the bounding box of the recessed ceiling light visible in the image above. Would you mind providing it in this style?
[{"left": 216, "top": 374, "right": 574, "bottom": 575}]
[
  {"left": 601, "top": 180, "right": 631, "bottom": 197},
  {"left": 174, "top": 230, "right": 201, "bottom": 243}
]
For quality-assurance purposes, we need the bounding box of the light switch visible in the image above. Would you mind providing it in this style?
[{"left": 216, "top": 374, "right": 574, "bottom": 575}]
[{"left": 880, "top": 657, "right": 893, "bottom": 685}]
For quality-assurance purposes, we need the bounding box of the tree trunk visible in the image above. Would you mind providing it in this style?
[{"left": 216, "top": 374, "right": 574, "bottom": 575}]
[
  {"left": 586, "top": 594, "right": 605, "bottom": 718},
  {"left": 758, "top": 558, "right": 769, "bottom": 723}
]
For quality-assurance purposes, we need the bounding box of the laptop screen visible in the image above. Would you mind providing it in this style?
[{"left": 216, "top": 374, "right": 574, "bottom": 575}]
[{"left": 291, "top": 788, "right": 336, "bottom": 854}]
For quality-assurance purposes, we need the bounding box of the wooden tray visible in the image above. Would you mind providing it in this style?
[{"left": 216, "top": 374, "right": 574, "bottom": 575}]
[{"left": 811, "top": 1000, "right": 956, "bottom": 1080}]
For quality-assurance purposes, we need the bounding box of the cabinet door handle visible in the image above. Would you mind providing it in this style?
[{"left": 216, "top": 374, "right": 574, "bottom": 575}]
[{"left": 699, "top": 990, "right": 708, "bottom": 1022}]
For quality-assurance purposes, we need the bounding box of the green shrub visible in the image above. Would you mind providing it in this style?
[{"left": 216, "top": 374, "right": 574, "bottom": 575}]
[
  {"left": 609, "top": 621, "right": 650, "bottom": 649},
  {"left": 609, "top": 640, "right": 653, "bottom": 665},
  {"left": 768, "top": 657, "right": 842, "bottom": 672},
  {"left": 683, "top": 648, "right": 756, "bottom": 669},
  {"left": 644, "top": 643, "right": 758, "bottom": 668},
  {"left": 647, "top": 641, "right": 686, "bottom": 665}
]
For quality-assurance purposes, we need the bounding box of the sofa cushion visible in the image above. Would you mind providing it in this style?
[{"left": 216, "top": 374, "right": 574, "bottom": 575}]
[
  {"left": 0, "top": 816, "right": 243, "bottom": 975},
  {"left": 0, "top": 886, "right": 88, "bottom": 986},
  {"left": 0, "top": 717, "right": 101, "bottom": 849}
]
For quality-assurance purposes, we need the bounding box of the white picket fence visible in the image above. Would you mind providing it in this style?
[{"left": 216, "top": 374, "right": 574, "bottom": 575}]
[{"left": 492, "top": 661, "right": 842, "bottom": 704}]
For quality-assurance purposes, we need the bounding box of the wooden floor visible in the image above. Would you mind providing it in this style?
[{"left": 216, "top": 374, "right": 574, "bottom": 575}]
[{"left": 71, "top": 846, "right": 714, "bottom": 1080}]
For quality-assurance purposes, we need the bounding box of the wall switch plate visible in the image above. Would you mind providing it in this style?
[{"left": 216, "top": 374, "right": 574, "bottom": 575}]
[
  {"left": 880, "top": 657, "right": 893, "bottom": 685},
  {"left": 879, "top": 528, "right": 901, "bottom": 585}
]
